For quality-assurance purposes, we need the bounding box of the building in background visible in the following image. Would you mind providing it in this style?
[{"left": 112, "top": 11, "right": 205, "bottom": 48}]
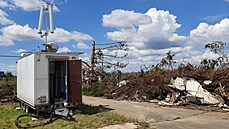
[{"left": 0, "top": 71, "right": 4, "bottom": 77}]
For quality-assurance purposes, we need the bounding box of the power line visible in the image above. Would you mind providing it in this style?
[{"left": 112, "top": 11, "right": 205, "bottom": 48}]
[
  {"left": 0, "top": 55, "right": 20, "bottom": 58},
  {"left": 95, "top": 41, "right": 126, "bottom": 46}
]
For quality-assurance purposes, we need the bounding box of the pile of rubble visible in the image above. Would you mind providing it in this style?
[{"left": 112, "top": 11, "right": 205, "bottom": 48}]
[
  {"left": 99, "top": 66, "right": 229, "bottom": 111},
  {"left": 161, "top": 77, "right": 228, "bottom": 110}
]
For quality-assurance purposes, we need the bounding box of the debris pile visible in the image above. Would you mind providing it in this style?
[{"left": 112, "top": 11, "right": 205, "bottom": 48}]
[
  {"left": 168, "top": 77, "right": 220, "bottom": 105},
  {"left": 89, "top": 65, "right": 229, "bottom": 111}
]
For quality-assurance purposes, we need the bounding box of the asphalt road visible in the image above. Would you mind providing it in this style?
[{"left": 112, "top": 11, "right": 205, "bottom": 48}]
[{"left": 83, "top": 96, "right": 229, "bottom": 129}]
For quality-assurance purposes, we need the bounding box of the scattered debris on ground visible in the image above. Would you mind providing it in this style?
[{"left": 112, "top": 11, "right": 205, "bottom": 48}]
[{"left": 84, "top": 64, "right": 229, "bottom": 111}]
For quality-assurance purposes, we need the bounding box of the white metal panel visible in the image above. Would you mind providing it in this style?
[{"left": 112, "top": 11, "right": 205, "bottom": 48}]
[
  {"left": 35, "top": 53, "right": 49, "bottom": 105},
  {"left": 47, "top": 53, "right": 79, "bottom": 60},
  {"left": 17, "top": 54, "right": 35, "bottom": 106},
  {"left": 35, "top": 79, "right": 49, "bottom": 105},
  {"left": 36, "top": 54, "right": 48, "bottom": 78}
]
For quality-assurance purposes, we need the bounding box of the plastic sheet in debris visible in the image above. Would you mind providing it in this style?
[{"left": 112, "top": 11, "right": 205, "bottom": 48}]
[
  {"left": 169, "top": 77, "right": 220, "bottom": 105},
  {"left": 117, "top": 80, "right": 131, "bottom": 87},
  {"left": 185, "top": 79, "right": 219, "bottom": 104},
  {"left": 169, "top": 77, "right": 186, "bottom": 91}
]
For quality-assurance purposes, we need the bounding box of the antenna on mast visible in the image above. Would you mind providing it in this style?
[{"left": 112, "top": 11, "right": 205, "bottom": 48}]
[{"left": 38, "top": 0, "right": 54, "bottom": 45}]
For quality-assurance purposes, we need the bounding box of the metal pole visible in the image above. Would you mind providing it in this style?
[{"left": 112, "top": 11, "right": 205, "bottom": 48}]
[{"left": 45, "top": 3, "right": 49, "bottom": 45}]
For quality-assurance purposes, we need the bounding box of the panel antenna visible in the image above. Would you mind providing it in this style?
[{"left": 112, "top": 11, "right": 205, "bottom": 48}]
[{"left": 38, "top": 0, "right": 55, "bottom": 45}]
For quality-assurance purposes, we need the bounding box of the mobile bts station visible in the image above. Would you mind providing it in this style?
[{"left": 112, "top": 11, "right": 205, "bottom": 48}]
[
  {"left": 16, "top": 1, "right": 83, "bottom": 117},
  {"left": 17, "top": 51, "right": 83, "bottom": 112}
]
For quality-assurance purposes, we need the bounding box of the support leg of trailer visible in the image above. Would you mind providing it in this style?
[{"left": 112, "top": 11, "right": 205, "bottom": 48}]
[
  {"left": 36, "top": 110, "right": 40, "bottom": 116},
  {"left": 22, "top": 103, "right": 25, "bottom": 111},
  {"left": 25, "top": 105, "right": 29, "bottom": 113}
]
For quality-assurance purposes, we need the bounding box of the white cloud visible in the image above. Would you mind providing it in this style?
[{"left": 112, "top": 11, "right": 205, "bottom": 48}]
[
  {"left": 79, "top": 53, "right": 90, "bottom": 63},
  {"left": 12, "top": 49, "right": 27, "bottom": 53},
  {"left": 103, "top": 9, "right": 152, "bottom": 29},
  {"left": 0, "top": 0, "right": 15, "bottom": 9},
  {"left": 0, "top": 24, "right": 40, "bottom": 46},
  {"left": 0, "top": 24, "right": 93, "bottom": 46},
  {"left": 102, "top": 8, "right": 228, "bottom": 72},
  {"left": 72, "top": 31, "right": 94, "bottom": 41},
  {"left": 48, "top": 28, "right": 72, "bottom": 42},
  {"left": 0, "top": 24, "right": 39, "bottom": 46},
  {"left": 176, "top": 51, "right": 220, "bottom": 65},
  {"left": 126, "top": 46, "right": 193, "bottom": 65},
  {"left": 102, "top": 8, "right": 188, "bottom": 71},
  {"left": 201, "top": 14, "right": 227, "bottom": 22},
  {"left": 122, "top": 46, "right": 221, "bottom": 72},
  {"left": 0, "top": 35, "right": 14, "bottom": 46},
  {"left": 188, "top": 18, "right": 229, "bottom": 46},
  {"left": 0, "top": 0, "right": 10, "bottom": 8},
  {"left": 0, "top": 63, "right": 16, "bottom": 75},
  {"left": 0, "top": 9, "right": 14, "bottom": 25},
  {"left": 12, "top": 0, "right": 59, "bottom": 12},
  {"left": 224, "top": 0, "right": 229, "bottom": 2},
  {"left": 201, "top": 51, "right": 220, "bottom": 60},
  {"left": 1, "top": 24, "right": 39, "bottom": 42},
  {"left": 57, "top": 46, "right": 71, "bottom": 53},
  {"left": 12, "top": 0, "right": 41, "bottom": 11},
  {"left": 74, "top": 41, "right": 90, "bottom": 49},
  {"left": 103, "top": 8, "right": 186, "bottom": 50},
  {"left": 48, "top": 28, "right": 93, "bottom": 43}
]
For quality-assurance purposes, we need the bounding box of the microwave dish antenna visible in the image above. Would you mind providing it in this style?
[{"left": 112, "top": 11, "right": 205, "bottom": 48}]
[{"left": 38, "top": 0, "right": 55, "bottom": 47}]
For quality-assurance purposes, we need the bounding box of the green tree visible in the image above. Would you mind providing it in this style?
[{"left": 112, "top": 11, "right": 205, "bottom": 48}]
[
  {"left": 199, "top": 59, "right": 219, "bottom": 71},
  {"left": 159, "top": 51, "right": 176, "bottom": 70},
  {"left": 0, "top": 72, "right": 16, "bottom": 100},
  {"left": 205, "top": 41, "right": 228, "bottom": 64},
  {"left": 205, "top": 41, "right": 226, "bottom": 56}
]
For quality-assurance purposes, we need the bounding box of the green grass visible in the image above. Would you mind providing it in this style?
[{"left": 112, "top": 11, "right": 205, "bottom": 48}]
[{"left": 0, "top": 103, "right": 149, "bottom": 129}]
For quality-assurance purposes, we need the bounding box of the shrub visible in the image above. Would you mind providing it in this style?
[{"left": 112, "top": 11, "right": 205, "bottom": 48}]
[{"left": 83, "top": 83, "right": 104, "bottom": 97}]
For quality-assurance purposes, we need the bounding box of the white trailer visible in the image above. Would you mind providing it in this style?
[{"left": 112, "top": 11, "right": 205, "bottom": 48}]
[{"left": 17, "top": 52, "right": 83, "bottom": 111}]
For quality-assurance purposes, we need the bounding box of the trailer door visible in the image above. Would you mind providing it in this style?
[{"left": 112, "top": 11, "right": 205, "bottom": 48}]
[{"left": 68, "top": 60, "right": 82, "bottom": 103}]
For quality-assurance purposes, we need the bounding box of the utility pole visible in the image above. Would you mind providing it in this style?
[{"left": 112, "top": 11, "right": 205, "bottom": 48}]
[{"left": 90, "top": 40, "right": 95, "bottom": 77}]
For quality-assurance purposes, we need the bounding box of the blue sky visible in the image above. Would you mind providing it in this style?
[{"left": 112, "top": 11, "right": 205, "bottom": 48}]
[{"left": 1, "top": 0, "right": 229, "bottom": 73}]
